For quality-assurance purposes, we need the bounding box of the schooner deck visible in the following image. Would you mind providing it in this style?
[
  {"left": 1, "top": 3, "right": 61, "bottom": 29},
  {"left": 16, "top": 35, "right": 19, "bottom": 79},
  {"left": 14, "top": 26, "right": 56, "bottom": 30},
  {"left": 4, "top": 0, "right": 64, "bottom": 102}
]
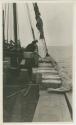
[{"left": 3, "top": 57, "right": 72, "bottom": 122}]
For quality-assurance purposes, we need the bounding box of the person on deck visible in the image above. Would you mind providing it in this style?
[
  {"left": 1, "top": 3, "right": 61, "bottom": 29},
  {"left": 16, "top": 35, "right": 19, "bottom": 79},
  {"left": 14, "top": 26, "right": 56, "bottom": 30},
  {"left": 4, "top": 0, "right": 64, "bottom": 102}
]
[
  {"left": 9, "top": 40, "right": 17, "bottom": 67},
  {"left": 24, "top": 40, "right": 39, "bottom": 80},
  {"left": 25, "top": 40, "right": 38, "bottom": 52},
  {"left": 25, "top": 40, "right": 38, "bottom": 67}
]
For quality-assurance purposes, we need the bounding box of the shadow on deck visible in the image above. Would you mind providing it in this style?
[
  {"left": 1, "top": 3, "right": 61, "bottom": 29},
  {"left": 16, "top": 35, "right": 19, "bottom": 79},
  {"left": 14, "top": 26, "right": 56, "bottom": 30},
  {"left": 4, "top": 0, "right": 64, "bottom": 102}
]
[{"left": 3, "top": 63, "right": 40, "bottom": 122}]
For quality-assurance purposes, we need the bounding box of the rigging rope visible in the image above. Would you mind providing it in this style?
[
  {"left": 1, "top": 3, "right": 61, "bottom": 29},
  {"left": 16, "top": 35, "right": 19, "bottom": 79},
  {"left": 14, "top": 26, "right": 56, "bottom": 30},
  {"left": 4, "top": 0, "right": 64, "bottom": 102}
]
[
  {"left": 17, "top": 22, "right": 20, "bottom": 41},
  {"left": 4, "top": 4, "right": 6, "bottom": 33}
]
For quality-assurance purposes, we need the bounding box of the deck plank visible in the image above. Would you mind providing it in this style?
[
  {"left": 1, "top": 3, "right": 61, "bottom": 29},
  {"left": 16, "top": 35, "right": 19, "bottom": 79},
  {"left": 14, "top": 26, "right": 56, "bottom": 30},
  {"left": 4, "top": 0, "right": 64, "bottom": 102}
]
[{"left": 33, "top": 91, "right": 71, "bottom": 122}]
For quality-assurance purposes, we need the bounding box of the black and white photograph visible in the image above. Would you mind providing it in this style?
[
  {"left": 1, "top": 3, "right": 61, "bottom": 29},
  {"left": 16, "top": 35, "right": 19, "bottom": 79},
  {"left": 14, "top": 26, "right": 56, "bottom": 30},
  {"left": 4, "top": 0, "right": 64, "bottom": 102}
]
[{"left": 2, "top": 0, "right": 73, "bottom": 122}]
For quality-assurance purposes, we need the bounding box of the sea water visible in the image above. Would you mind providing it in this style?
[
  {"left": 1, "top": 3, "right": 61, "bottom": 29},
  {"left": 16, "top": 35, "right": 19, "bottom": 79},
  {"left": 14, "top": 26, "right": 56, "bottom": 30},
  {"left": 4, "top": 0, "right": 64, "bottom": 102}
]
[{"left": 48, "top": 46, "right": 72, "bottom": 86}]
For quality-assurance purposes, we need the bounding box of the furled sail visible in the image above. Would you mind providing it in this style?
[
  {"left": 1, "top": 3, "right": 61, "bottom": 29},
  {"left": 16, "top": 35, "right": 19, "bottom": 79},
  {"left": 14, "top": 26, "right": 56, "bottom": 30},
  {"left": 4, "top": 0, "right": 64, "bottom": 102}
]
[{"left": 33, "top": 3, "right": 49, "bottom": 58}]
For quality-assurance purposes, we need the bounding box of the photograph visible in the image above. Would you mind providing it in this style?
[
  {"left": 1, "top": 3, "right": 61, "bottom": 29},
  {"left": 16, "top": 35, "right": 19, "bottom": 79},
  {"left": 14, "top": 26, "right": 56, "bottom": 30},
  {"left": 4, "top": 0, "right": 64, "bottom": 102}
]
[{"left": 3, "top": 1, "right": 73, "bottom": 122}]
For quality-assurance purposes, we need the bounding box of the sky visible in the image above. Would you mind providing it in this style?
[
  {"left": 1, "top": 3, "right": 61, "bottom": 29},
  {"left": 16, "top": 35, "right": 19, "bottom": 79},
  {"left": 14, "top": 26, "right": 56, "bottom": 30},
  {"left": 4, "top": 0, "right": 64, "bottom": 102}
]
[{"left": 4, "top": 2, "right": 73, "bottom": 47}]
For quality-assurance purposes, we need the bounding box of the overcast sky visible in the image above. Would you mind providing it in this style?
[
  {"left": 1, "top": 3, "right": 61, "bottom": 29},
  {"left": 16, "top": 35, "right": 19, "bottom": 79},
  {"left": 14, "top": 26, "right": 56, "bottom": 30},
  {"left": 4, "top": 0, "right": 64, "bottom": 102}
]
[{"left": 4, "top": 2, "right": 73, "bottom": 47}]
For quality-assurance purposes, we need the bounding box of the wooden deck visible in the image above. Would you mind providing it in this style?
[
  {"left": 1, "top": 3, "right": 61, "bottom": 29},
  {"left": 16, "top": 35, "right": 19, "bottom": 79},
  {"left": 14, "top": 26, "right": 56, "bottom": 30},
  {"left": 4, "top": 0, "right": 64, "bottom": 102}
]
[
  {"left": 3, "top": 58, "right": 72, "bottom": 122},
  {"left": 33, "top": 61, "right": 72, "bottom": 122},
  {"left": 33, "top": 91, "right": 71, "bottom": 122}
]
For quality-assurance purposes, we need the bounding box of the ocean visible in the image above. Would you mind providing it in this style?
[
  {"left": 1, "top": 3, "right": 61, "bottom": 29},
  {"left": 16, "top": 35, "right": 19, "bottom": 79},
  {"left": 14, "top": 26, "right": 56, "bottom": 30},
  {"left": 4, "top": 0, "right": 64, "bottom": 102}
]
[{"left": 47, "top": 46, "right": 72, "bottom": 86}]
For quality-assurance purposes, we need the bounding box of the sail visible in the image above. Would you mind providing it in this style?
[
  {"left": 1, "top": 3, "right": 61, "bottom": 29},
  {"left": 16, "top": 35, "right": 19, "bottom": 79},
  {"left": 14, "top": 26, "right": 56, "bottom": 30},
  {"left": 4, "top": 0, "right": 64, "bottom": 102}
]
[
  {"left": 33, "top": 3, "right": 48, "bottom": 58},
  {"left": 33, "top": 3, "right": 44, "bottom": 39},
  {"left": 3, "top": 4, "right": 14, "bottom": 43},
  {"left": 3, "top": 3, "right": 48, "bottom": 58}
]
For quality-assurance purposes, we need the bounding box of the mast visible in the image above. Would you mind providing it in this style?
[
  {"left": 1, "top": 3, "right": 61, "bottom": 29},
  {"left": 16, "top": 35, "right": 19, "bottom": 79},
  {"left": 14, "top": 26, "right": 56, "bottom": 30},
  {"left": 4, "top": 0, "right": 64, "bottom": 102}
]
[
  {"left": 9, "top": 3, "right": 18, "bottom": 67},
  {"left": 7, "top": 4, "right": 9, "bottom": 43},
  {"left": 13, "top": 3, "right": 18, "bottom": 48}
]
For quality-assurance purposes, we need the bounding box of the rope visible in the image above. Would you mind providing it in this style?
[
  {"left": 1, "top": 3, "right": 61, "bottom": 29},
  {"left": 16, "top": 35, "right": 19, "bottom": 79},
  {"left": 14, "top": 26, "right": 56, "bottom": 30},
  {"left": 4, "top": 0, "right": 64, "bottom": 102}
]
[
  {"left": 4, "top": 4, "right": 6, "bottom": 32},
  {"left": 6, "top": 83, "right": 39, "bottom": 99},
  {"left": 23, "top": 85, "right": 31, "bottom": 96},
  {"left": 43, "top": 37, "right": 49, "bottom": 56},
  {"left": 7, "top": 87, "right": 27, "bottom": 98},
  {"left": 17, "top": 22, "right": 20, "bottom": 41}
]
